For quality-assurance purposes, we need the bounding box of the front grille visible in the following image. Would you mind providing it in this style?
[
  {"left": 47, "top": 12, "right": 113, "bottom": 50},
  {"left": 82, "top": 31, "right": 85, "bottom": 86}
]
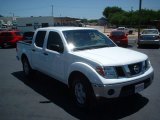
[
  {"left": 128, "top": 62, "right": 142, "bottom": 76},
  {"left": 142, "top": 36, "right": 157, "bottom": 40},
  {"left": 114, "top": 60, "right": 149, "bottom": 78},
  {"left": 115, "top": 67, "right": 125, "bottom": 77}
]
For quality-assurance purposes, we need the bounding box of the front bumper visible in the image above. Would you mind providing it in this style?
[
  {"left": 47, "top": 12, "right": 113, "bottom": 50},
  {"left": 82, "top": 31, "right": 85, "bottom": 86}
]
[
  {"left": 113, "top": 39, "right": 128, "bottom": 46},
  {"left": 92, "top": 68, "right": 154, "bottom": 98},
  {"left": 138, "top": 39, "right": 160, "bottom": 45}
]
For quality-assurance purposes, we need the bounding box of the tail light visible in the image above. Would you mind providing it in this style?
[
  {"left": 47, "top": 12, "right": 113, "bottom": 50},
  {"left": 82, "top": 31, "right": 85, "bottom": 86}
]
[{"left": 124, "top": 35, "right": 127, "bottom": 38}]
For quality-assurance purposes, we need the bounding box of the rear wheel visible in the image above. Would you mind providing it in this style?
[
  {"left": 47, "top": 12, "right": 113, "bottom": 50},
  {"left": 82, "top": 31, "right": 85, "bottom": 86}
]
[
  {"left": 70, "top": 75, "right": 97, "bottom": 109},
  {"left": 22, "top": 57, "right": 34, "bottom": 78},
  {"left": 0, "top": 43, "right": 5, "bottom": 48},
  {"left": 137, "top": 43, "right": 142, "bottom": 48},
  {"left": 156, "top": 45, "right": 160, "bottom": 49},
  {"left": 123, "top": 44, "right": 128, "bottom": 48}
]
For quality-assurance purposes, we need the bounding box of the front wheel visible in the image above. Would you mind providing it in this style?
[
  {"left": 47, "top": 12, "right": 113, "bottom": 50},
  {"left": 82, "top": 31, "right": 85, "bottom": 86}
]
[{"left": 71, "top": 75, "right": 97, "bottom": 109}]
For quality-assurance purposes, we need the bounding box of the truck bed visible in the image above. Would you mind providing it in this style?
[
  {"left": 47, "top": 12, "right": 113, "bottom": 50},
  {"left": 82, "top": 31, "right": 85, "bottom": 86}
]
[
  {"left": 16, "top": 40, "right": 32, "bottom": 61},
  {"left": 18, "top": 40, "right": 32, "bottom": 45}
]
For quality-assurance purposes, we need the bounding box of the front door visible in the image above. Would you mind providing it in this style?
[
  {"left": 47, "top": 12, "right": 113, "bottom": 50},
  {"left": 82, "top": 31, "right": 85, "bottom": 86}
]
[{"left": 42, "top": 31, "right": 65, "bottom": 81}]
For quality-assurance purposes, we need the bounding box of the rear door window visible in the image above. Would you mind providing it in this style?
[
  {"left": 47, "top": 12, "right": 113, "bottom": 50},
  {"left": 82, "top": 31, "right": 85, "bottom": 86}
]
[{"left": 35, "top": 31, "right": 46, "bottom": 48}]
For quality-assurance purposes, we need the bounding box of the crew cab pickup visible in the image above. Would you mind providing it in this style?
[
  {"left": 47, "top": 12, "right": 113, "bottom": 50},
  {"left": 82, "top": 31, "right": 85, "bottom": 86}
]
[
  {"left": 117, "top": 27, "right": 135, "bottom": 34},
  {"left": 16, "top": 27, "right": 154, "bottom": 108}
]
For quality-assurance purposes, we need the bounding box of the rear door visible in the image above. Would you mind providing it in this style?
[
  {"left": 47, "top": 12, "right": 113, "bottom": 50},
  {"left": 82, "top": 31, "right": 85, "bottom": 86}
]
[{"left": 31, "top": 30, "right": 47, "bottom": 72}]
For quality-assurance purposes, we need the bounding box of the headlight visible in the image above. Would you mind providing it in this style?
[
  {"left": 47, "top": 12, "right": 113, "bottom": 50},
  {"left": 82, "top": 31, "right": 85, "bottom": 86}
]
[
  {"left": 104, "top": 67, "right": 117, "bottom": 78},
  {"left": 96, "top": 66, "right": 117, "bottom": 79},
  {"left": 142, "top": 59, "right": 151, "bottom": 71},
  {"left": 146, "top": 59, "right": 151, "bottom": 68}
]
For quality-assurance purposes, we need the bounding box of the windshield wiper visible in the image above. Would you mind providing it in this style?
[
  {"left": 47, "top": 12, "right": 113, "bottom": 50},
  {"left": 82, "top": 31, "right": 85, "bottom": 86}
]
[
  {"left": 73, "top": 47, "right": 91, "bottom": 51},
  {"left": 92, "top": 44, "right": 109, "bottom": 48},
  {"left": 73, "top": 44, "right": 110, "bottom": 51}
]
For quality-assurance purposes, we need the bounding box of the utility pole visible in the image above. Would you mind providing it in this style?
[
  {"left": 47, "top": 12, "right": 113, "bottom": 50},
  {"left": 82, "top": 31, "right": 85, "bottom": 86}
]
[
  {"left": 51, "top": 5, "right": 54, "bottom": 26},
  {"left": 130, "top": 7, "right": 133, "bottom": 27},
  {"left": 138, "top": 0, "right": 142, "bottom": 40},
  {"left": 9, "top": 12, "right": 15, "bottom": 21},
  {"left": 12, "top": 13, "right": 15, "bottom": 20}
]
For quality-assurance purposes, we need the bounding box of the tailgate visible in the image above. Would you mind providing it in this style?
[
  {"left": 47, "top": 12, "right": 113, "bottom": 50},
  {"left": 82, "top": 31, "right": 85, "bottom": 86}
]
[{"left": 16, "top": 41, "right": 32, "bottom": 61}]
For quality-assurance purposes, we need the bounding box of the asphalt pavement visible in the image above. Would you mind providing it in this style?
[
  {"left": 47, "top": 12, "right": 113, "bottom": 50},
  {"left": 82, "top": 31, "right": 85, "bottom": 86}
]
[{"left": 0, "top": 45, "right": 160, "bottom": 120}]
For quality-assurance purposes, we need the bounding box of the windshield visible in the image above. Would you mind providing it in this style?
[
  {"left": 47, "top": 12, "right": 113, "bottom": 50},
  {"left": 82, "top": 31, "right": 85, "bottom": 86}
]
[
  {"left": 142, "top": 30, "right": 158, "bottom": 34},
  {"left": 63, "top": 30, "right": 116, "bottom": 51},
  {"left": 111, "top": 31, "right": 125, "bottom": 36}
]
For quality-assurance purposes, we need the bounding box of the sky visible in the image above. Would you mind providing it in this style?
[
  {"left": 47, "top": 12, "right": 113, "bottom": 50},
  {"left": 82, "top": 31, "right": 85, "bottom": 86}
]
[{"left": 0, "top": 0, "right": 160, "bottom": 19}]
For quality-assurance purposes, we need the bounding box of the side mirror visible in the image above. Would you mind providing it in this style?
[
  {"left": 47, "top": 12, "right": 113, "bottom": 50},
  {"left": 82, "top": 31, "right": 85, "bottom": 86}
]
[
  {"left": 50, "top": 44, "right": 64, "bottom": 53},
  {"left": 140, "top": 32, "right": 142, "bottom": 35}
]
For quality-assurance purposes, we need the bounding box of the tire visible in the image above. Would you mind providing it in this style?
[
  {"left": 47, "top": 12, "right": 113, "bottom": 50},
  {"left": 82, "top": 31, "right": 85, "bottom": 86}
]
[
  {"left": 137, "top": 44, "right": 141, "bottom": 48},
  {"left": 156, "top": 45, "right": 160, "bottom": 49},
  {"left": 1, "top": 43, "right": 5, "bottom": 48},
  {"left": 70, "top": 75, "right": 97, "bottom": 109},
  {"left": 123, "top": 44, "right": 128, "bottom": 48},
  {"left": 129, "top": 31, "right": 133, "bottom": 34},
  {"left": 22, "top": 57, "right": 34, "bottom": 78}
]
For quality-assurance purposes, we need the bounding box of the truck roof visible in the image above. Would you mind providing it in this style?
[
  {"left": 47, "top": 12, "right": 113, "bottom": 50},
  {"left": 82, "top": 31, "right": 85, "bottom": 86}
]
[
  {"left": 37, "top": 27, "right": 95, "bottom": 31},
  {"left": 142, "top": 29, "right": 158, "bottom": 31}
]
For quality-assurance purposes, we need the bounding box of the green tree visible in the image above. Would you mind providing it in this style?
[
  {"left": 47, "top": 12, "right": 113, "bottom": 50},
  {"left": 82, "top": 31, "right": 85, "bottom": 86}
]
[
  {"left": 103, "top": 6, "right": 160, "bottom": 27},
  {"left": 88, "top": 19, "right": 98, "bottom": 23},
  {"left": 103, "top": 6, "right": 124, "bottom": 18},
  {"left": 81, "top": 19, "right": 88, "bottom": 23}
]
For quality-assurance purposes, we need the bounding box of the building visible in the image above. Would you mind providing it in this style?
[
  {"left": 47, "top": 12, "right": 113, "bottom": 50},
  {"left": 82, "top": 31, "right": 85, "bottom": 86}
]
[
  {"left": 16, "top": 16, "right": 80, "bottom": 32},
  {"left": 0, "top": 17, "right": 15, "bottom": 30}
]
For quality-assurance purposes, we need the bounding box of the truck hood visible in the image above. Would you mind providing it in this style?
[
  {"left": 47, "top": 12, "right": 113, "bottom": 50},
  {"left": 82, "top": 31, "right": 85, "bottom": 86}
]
[{"left": 73, "top": 47, "right": 147, "bottom": 66}]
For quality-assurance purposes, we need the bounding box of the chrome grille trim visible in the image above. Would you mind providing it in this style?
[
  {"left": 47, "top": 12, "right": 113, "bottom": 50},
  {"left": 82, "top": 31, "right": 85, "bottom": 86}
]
[{"left": 115, "top": 60, "right": 149, "bottom": 78}]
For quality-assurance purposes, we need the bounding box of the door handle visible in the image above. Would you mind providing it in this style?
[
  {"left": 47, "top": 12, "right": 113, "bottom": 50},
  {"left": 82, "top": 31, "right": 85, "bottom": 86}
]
[
  {"left": 32, "top": 49, "right": 35, "bottom": 52},
  {"left": 43, "top": 52, "right": 48, "bottom": 55}
]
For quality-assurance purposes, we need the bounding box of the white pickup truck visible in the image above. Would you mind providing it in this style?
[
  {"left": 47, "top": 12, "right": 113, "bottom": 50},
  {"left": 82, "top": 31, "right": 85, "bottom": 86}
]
[{"left": 17, "top": 27, "right": 154, "bottom": 108}]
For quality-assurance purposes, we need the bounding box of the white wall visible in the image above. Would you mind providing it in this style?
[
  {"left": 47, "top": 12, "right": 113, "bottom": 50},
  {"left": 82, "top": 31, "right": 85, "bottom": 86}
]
[{"left": 17, "top": 16, "right": 54, "bottom": 32}]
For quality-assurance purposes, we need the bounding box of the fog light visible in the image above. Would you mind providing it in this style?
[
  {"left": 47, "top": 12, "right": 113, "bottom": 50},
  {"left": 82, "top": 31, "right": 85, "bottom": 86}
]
[{"left": 108, "top": 89, "right": 115, "bottom": 95}]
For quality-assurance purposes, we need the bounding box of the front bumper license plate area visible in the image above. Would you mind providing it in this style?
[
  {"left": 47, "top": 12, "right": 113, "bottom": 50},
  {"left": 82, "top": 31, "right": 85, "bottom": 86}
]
[
  {"left": 135, "top": 83, "right": 144, "bottom": 93},
  {"left": 120, "top": 78, "right": 151, "bottom": 97}
]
